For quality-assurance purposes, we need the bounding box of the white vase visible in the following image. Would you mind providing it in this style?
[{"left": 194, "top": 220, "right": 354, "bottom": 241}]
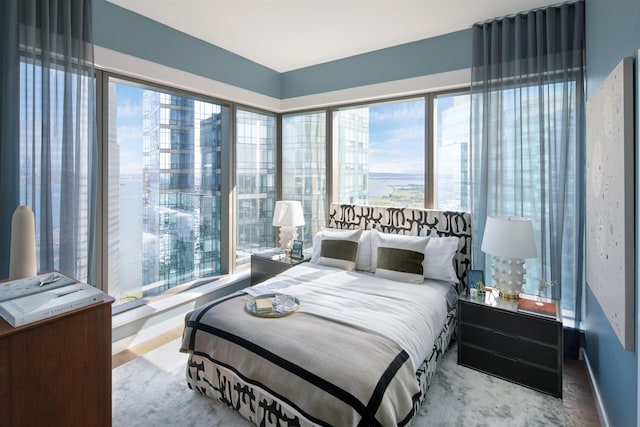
[{"left": 9, "top": 205, "right": 37, "bottom": 280}]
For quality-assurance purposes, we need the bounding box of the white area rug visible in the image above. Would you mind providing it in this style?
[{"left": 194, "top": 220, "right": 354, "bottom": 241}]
[{"left": 113, "top": 339, "right": 564, "bottom": 426}]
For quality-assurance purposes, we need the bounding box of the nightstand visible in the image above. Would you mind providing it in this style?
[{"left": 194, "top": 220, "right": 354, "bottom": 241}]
[
  {"left": 250, "top": 252, "right": 309, "bottom": 285},
  {"left": 457, "top": 288, "right": 562, "bottom": 397}
]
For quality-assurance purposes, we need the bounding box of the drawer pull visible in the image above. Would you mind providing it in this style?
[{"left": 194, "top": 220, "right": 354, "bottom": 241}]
[
  {"left": 493, "top": 352, "right": 518, "bottom": 363},
  {"left": 493, "top": 330, "right": 518, "bottom": 339}
]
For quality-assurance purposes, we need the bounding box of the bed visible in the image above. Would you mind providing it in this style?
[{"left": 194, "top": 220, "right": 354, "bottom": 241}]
[{"left": 180, "top": 203, "right": 472, "bottom": 426}]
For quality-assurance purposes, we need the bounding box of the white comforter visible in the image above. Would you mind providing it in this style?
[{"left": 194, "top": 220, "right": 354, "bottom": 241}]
[{"left": 246, "top": 262, "right": 452, "bottom": 372}]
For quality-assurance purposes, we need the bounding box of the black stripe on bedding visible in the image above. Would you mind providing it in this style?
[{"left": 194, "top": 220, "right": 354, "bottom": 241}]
[
  {"left": 358, "top": 350, "right": 410, "bottom": 427},
  {"left": 191, "top": 350, "right": 332, "bottom": 427},
  {"left": 190, "top": 321, "right": 377, "bottom": 422},
  {"left": 187, "top": 293, "right": 245, "bottom": 351}
]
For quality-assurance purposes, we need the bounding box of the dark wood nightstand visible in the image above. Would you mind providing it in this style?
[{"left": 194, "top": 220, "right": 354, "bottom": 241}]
[
  {"left": 457, "top": 288, "right": 562, "bottom": 397},
  {"left": 250, "top": 252, "right": 309, "bottom": 285}
]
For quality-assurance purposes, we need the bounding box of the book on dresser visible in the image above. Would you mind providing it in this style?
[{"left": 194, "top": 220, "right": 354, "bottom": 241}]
[
  {"left": 0, "top": 271, "right": 78, "bottom": 302},
  {"left": 0, "top": 282, "right": 104, "bottom": 327},
  {"left": 517, "top": 297, "right": 557, "bottom": 318}
]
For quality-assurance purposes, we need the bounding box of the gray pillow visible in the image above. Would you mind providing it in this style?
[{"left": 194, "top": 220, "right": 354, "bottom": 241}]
[{"left": 317, "top": 232, "right": 361, "bottom": 271}]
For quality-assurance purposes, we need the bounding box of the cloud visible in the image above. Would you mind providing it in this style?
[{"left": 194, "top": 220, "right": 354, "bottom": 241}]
[
  {"left": 369, "top": 101, "right": 424, "bottom": 122},
  {"left": 117, "top": 99, "right": 143, "bottom": 121}
]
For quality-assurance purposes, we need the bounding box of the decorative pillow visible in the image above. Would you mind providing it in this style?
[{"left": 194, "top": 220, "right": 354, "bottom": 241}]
[
  {"left": 424, "top": 236, "right": 460, "bottom": 283},
  {"left": 373, "top": 231, "right": 430, "bottom": 284},
  {"left": 311, "top": 228, "right": 362, "bottom": 271},
  {"left": 311, "top": 228, "right": 372, "bottom": 271}
]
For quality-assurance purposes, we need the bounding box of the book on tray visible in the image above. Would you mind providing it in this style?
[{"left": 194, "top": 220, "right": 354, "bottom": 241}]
[
  {"left": 0, "top": 282, "right": 104, "bottom": 327},
  {"left": 517, "top": 298, "right": 557, "bottom": 318}
]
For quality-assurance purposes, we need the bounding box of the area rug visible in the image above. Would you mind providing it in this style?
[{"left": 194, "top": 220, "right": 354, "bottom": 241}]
[{"left": 112, "top": 339, "right": 564, "bottom": 426}]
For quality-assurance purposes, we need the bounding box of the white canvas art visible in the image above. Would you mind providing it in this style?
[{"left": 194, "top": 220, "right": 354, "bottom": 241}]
[{"left": 585, "top": 57, "right": 635, "bottom": 351}]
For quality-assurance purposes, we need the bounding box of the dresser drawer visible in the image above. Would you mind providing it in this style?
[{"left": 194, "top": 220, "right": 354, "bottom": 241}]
[
  {"left": 459, "top": 342, "right": 561, "bottom": 397},
  {"left": 459, "top": 301, "right": 560, "bottom": 346},
  {"left": 460, "top": 323, "right": 559, "bottom": 369}
]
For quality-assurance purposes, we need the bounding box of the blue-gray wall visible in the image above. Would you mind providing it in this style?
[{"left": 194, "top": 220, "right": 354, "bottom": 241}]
[
  {"left": 584, "top": 0, "right": 639, "bottom": 426},
  {"left": 281, "top": 29, "right": 471, "bottom": 99},
  {"left": 93, "top": 0, "right": 282, "bottom": 98},
  {"left": 93, "top": 0, "right": 471, "bottom": 101}
]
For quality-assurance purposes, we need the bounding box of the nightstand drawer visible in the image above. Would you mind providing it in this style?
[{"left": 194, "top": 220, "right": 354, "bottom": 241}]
[
  {"left": 460, "top": 323, "right": 559, "bottom": 369},
  {"left": 459, "top": 343, "right": 561, "bottom": 397},
  {"left": 459, "top": 301, "right": 559, "bottom": 346}
]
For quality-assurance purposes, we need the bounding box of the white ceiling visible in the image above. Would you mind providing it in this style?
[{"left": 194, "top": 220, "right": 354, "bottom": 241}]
[{"left": 107, "top": 0, "right": 560, "bottom": 73}]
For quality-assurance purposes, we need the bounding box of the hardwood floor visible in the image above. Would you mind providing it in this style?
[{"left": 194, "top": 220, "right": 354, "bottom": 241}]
[
  {"left": 563, "top": 359, "right": 602, "bottom": 427},
  {"left": 113, "top": 327, "right": 603, "bottom": 426}
]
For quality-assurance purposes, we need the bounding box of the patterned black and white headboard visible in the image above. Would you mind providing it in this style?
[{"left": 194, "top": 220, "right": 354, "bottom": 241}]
[{"left": 328, "top": 204, "right": 472, "bottom": 290}]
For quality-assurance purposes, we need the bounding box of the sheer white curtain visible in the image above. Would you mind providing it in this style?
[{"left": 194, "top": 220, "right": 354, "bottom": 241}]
[
  {"left": 470, "top": 1, "right": 585, "bottom": 321},
  {"left": 0, "top": 0, "right": 97, "bottom": 283}
]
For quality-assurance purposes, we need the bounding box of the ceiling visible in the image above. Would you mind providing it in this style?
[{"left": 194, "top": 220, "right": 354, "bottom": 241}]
[{"left": 107, "top": 0, "right": 560, "bottom": 73}]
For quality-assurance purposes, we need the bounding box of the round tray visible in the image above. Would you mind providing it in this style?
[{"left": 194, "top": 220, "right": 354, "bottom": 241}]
[{"left": 245, "top": 293, "right": 300, "bottom": 318}]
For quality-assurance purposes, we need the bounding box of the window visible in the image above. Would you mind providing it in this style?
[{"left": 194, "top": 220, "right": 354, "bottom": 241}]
[
  {"left": 235, "top": 108, "right": 277, "bottom": 265},
  {"left": 434, "top": 91, "right": 471, "bottom": 211},
  {"left": 282, "top": 111, "right": 327, "bottom": 248},
  {"left": 107, "top": 77, "right": 228, "bottom": 304},
  {"left": 334, "top": 99, "right": 426, "bottom": 208}
]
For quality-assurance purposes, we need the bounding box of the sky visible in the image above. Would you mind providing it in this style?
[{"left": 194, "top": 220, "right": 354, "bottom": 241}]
[
  {"left": 113, "top": 83, "right": 447, "bottom": 177},
  {"left": 368, "top": 99, "right": 425, "bottom": 175}
]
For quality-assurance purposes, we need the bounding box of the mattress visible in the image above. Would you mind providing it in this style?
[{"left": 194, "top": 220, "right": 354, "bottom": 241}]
[{"left": 181, "top": 263, "right": 458, "bottom": 426}]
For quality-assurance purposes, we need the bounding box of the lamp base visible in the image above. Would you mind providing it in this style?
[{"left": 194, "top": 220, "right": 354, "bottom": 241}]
[
  {"left": 498, "top": 291, "right": 520, "bottom": 300},
  {"left": 278, "top": 226, "right": 298, "bottom": 252},
  {"left": 491, "top": 255, "right": 526, "bottom": 300}
]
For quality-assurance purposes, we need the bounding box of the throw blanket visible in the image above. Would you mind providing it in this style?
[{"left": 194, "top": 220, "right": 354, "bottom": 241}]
[{"left": 181, "top": 264, "right": 452, "bottom": 426}]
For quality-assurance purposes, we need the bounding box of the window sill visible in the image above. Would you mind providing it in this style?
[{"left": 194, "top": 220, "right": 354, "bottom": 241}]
[{"left": 111, "top": 270, "right": 250, "bottom": 355}]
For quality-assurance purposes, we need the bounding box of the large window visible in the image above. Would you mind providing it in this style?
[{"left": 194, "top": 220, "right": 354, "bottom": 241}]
[
  {"left": 335, "top": 99, "right": 425, "bottom": 208},
  {"left": 434, "top": 91, "right": 471, "bottom": 211},
  {"left": 282, "top": 111, "right": 327, "bottom": 249},
  {"left": 107, "top": 77, "right": 229, "bottom": 304},
  {"left": 100, "top": 73, "right": 472, "bottom": 307},
  {"left": 235, "top": 108, "right": 277, "bottom": 265}
]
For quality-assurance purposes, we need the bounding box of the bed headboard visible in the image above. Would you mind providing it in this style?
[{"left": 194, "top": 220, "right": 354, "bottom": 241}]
[{"left": 328, "top": 203, "right": 472, "bottom": 290}]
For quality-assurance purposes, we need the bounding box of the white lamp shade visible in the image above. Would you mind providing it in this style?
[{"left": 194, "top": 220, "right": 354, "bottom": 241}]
[
  {"left": 272, "top": 201, "right": 305, "bottom": 227},
  {"left": 481, "top": 216, "right": 538, "bottom": 259}
]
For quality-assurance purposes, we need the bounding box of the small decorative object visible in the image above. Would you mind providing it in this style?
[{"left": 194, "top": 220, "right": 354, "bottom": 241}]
[
  {"left": 481, "top": 216, "right": 538, "bottom": 300},
  {"left": 466, "top": 269, "right": 485, "bottom": 293},
  {"left": 272, "top": 201, "right": 305, "bottom": 251},
  {"left": 535, "top": 277, "right": 556, "bottom": 306},
  {"left": 9, "top": 205, "right": 37, "bottom": 280},
  {"left": 245, "top": 293, "right": 300, "bottom": 318},
  {"left": 290, "top": 239, "right": 304, "bottom": 259}
]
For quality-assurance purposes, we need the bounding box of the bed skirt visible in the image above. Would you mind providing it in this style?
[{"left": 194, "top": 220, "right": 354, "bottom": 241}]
[{"left": 185, "top": 308, "right": 457, "bottom": 426}]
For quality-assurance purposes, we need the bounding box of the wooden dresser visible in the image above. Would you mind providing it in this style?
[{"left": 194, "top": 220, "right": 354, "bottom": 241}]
[
  {"left": 0, "top": 295, "right": 114, "bottom": 427},
  {"left": 457, "top": 289, "right": 562, "bottom": 397}
]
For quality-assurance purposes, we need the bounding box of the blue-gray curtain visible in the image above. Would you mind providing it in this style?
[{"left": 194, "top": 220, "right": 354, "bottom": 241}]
[
  {"left": 470, "top": 1, "right": 585, "bottom": 322},
  {"left": 0, "top": 0, "right": 97, "bottom": 283}
]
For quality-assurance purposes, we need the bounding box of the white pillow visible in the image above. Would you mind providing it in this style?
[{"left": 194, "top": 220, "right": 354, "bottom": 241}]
[
  {"left": 424, "top": 236, "right": 459, "bottom": 283},
  {"left": 311, "top": 228, "right": 362, "bottom": 271},
  {"left": 311, "top": 228, "right": 372, "bottom": 271},
  {"left": 373, "top": 230, "right": 430, "bottom": 284}
]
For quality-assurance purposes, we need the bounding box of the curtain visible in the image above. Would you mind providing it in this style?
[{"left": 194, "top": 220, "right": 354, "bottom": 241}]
[
  {"left": 470, "top": 1, "right": 585, "bottom": 322},
  {"left": 0, "top": 0, "right": 97, "bottom": 283}
]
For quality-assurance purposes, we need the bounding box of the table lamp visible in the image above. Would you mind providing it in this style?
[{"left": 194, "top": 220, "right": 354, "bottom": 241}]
[
  {"left": 272, "top": 201, "right": 305, "bottom": 252},
  {"left": 481, "top": 216, "right": 537, "bottom": 299}
]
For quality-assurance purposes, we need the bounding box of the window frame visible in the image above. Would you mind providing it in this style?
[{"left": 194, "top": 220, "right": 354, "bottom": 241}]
[{"left": 96, "top": 68, "right": 471, "bottom": 309}]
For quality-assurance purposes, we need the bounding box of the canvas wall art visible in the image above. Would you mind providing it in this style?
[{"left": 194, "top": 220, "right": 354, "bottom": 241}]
[{"left": 585, "top": 56, "right": 635, "bottom": 351}]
